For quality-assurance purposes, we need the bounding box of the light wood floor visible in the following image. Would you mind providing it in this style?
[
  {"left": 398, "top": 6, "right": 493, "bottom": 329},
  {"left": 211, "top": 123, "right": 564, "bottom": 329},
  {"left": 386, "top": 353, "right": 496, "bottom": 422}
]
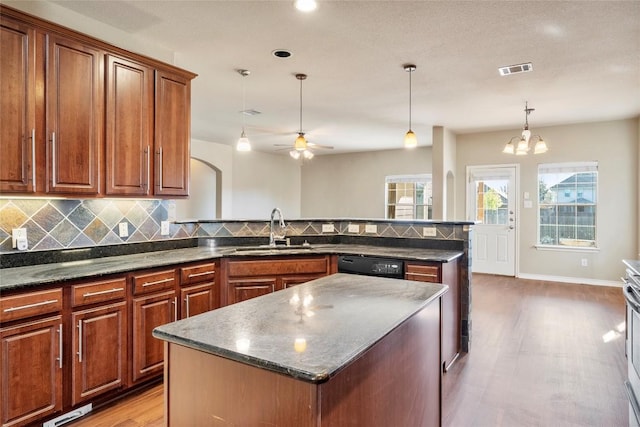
[{"left": 69, "top": 274, "right": 627, "bottom": 427}]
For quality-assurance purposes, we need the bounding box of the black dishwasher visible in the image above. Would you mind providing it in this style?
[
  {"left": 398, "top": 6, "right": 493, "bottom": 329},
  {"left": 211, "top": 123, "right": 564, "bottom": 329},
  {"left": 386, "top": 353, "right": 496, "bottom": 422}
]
[{"left": 337, "top": 255, "right": 404, "bottom": 279}]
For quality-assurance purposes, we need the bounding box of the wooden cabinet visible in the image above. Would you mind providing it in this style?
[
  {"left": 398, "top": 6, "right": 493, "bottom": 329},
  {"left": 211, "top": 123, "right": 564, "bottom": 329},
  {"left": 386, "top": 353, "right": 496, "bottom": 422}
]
[
  {"left": 105, "top": 55, "right": 153, "bottom": 196},
  {"left": 179, "top": 262, "right": 218, "bottom": 318},
  {"left": 224, "top": 256, "right": 330, "bottom": 305},
  {"left": 46, "top": 33, "right": 103, "bottom": 195},
  {"left": 405, "top": 259, "right": 460, "bottom": 371},
  {"left": 0, "top": 15, "right": 36, "bottom": 193},
  {"left": 154, "top": 70, "right": 191, "bottom": 197},
  {"left": 0, "top": 288, "right": 63, "bottom": 427},
  {"left": 70, "top": 277, "right": 127, "bottom": 406},
  {"left": 0, "top": 5, "right": 196, "bottom": 198},
  {"left": 131, "top": 269, "right": 176, "bottom": 383}
]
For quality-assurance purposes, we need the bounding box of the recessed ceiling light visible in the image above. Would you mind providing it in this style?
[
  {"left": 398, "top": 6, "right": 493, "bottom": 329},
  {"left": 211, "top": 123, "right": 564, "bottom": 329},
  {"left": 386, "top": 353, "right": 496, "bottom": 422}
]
[
  {"left": 272, "top": 49, "right": 292, "bottom": 59},
  {"left": 294, "top": 0, "right": 317, "bottom": 12},
  {"left": 499, "top": 62, "right": 533, "bottom": 76}
]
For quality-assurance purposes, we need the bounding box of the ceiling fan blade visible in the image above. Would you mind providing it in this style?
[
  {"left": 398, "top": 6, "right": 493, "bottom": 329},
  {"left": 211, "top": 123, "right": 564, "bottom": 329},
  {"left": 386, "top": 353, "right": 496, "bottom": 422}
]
[{"left": 307, "top": 142, "right": 334, "bottom": 150}]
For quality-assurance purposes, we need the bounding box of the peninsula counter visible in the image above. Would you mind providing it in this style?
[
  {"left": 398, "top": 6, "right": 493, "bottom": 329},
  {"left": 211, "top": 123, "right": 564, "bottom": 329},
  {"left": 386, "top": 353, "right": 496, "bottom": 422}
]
[{"left": 153, "top": 273, "right": 447, "bottom": 426}]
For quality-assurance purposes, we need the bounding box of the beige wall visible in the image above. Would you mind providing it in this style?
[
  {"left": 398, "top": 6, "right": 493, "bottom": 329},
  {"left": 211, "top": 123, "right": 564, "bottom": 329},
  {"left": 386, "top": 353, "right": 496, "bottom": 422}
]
[
  {"left": 456, "top": 118, "right": 639, "bottom": 282},
  {"left": 432, "top": 126, "right": 458, "bottom": 220},
  {"left": 300, "top": 148, "right": 432, "bottom": 218}
]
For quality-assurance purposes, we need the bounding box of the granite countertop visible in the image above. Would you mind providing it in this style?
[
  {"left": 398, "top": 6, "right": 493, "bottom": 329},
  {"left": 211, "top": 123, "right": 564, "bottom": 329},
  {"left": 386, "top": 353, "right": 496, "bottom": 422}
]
[
  {"left": 0, "top": 244, "right": 462, "bottom": 291},
  {"left": 153, "top": 273, "right": 447, "bottom": 383},
  {"left": 624, "top": 260, "right": 640, "bottom": 277}
]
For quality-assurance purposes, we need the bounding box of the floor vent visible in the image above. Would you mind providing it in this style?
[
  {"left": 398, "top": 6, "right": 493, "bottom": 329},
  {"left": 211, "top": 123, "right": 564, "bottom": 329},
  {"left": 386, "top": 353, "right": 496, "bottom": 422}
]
[
  {"left": 499, "top": 62, "right": 533, "bottom": 76},
  {"left": 42, "top": 403, "right": 92, "bottom": 427}
]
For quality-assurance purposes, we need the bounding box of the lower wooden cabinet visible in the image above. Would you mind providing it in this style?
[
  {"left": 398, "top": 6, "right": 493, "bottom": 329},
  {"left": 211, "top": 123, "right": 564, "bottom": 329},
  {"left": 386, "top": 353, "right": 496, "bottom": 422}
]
[
  {"left": 0, "top": 316, "right": 63, "bottom": 427},
  {"left": 179, "top": 262, "right": 218, "bottom": 318},
  {"left": 227, "top": 277, "right": 277, "bottom": 305},
  {"left": 405, "top": 259, "right": 460, "bottom": 371}
]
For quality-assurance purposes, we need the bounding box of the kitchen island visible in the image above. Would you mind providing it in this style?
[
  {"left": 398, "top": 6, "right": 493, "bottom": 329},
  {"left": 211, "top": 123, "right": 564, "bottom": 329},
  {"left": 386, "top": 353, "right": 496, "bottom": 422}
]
[{"left": 153, "top": 273, "right": 447, "bottom": 426}]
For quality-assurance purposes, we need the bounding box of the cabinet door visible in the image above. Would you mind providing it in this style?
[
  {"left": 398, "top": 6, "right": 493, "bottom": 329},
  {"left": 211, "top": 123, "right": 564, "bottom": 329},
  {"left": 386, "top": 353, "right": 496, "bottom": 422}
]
[
  {"left": 281, "top": 274, "right": 326, "bottom": 289},
  {"left": 105, "top": 55, "right": 153, "bottom": 196},
  {"left": 131, "top": 290, "right": 176, "bottom": 383},
  {"left": 181, "top": 283, "right": 217, "bottom": 319},
  {"left": 227, "top": 278, "right": 277, "bottom": 305},
  {"left": 0, "top": 17, "right": 36, "bottom": 193},
  {"left": 1, "top": 316, "right": 63, "bottom": 427},
  {"left": 154, "top": 70, "right": 190, "bottom": 196},
  {"left": 46, "top": 33, "right": 103, "bottom": 195},
  {"left": 71, "top": 302, "right": 127, "bottom": 406}
]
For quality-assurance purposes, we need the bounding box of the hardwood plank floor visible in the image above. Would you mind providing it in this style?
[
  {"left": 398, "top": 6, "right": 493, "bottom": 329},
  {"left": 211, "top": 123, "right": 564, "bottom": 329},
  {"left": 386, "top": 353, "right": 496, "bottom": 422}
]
[{"left": 69, "top": 274, "right": 627, "bottom": 427}]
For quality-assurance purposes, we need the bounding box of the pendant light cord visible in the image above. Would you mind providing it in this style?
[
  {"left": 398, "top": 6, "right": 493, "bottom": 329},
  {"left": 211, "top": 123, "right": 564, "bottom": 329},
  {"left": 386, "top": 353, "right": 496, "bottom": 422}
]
[
  {"left": 408, "top": 68, "right": 412, "bottom": 130},
  {"left": 299, "top": 77, "right": 303, "bottom": 134}
]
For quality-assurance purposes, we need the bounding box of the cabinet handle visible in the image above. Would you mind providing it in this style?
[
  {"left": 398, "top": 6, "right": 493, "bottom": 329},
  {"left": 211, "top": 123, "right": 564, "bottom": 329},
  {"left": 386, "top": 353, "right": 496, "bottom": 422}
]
[
  {"left": 187, "top": 271, "right": 214, "bottom": 279},
  {"left": 51, "top": 132, "right": 56, "bottom": 186},
  {"left": 157, "top": 147, "right": 163, "bottom": 191},
  {"left": 77, "top": 319, "right": 83, "bottom": 363},
  {"left": 173, "top": 297, "right": 177, "bottom": 321},
  {"left": 141, "top": 278, "right": 173, "bottom": 288},
  {"left": 145, "top": 145, "right": 150, "bottom": 191},
  {"left": 82, "top": 287, "right": 124, "bottom": 298},
  {"left": 57, "top": 323, "right": 63, "bottom": 369},
  {"left": 185, "top": 295, "right": 190, "bottom": 318},
  {"left": 406, "top": 272, "right": 438, "bottom": 278},
  {"left": 31, "top": 128, "right": 36, "bottom": 188},
  {"left": 3, "top": 299, "right": 59, "bottom": 313}
]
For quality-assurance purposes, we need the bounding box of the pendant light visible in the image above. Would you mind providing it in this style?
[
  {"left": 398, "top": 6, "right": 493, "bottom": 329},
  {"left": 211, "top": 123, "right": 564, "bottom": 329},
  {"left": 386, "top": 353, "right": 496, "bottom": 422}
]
[
  {"left": 290, "top": 73, "right": 312, "bottom": 159},
  {"left": 403, "top": 64, "right": 417, "bottom": 148},
  {"left": 502, "top": 101, "right": 548, "bottom": 155},
  {"left": 236, "top": 69, "right": 251, "bottom": 152}
]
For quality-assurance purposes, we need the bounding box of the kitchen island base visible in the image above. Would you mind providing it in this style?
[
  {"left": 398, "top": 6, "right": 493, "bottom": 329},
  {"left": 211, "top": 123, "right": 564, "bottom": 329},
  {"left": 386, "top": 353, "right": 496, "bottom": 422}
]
[{"left": 163, "top": 299, "right": 441, "bottom": 426}]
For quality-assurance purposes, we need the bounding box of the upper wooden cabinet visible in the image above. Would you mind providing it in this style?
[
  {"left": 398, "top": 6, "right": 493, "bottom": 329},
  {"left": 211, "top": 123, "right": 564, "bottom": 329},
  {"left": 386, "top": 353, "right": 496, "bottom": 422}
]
[
  {"left": 0, "top": 16, "right": 36, "bottom": 193},
  {"left": 0, "top": 5, "right": 196, "bottom": 198},
  {"left": 154, "top": 70, "right": 191, "bottom": 197}
]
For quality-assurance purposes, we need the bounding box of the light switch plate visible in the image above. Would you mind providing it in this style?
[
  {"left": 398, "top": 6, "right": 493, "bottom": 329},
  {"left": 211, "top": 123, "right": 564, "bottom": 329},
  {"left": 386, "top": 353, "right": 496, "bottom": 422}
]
[
  {"left": 423, "top": 227, "right": 437, "bottom": 237},
  {"left": 118, "top": 222, "right": 129, "bottom": 237},
  {"left": 161, "top": 221, "right": 171, "bottom": 236},
  {"left": 347, "top": 224, "right": 359, "bottom": 233},
  {"left": 322, "top": 223, "right": 334, "bottom": 233},
  {"left": 365, "top": 224, "right": 377, "bottom": 234}
]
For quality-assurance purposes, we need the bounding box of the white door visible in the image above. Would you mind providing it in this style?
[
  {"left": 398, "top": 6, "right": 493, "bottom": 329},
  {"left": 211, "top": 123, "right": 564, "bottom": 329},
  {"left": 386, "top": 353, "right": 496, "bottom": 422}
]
[{"left": 467, "top": 166, "right": 517, "bottom": 276}]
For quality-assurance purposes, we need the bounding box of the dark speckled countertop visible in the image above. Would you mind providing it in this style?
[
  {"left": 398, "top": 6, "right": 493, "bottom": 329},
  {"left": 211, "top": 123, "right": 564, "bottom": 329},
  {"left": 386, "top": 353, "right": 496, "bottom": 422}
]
[
  {"left": 0, "top": 244, "right": 462, "bottom": 291},
  {"left": 153, "top": 273, "right": 447, "bottom": 383}
]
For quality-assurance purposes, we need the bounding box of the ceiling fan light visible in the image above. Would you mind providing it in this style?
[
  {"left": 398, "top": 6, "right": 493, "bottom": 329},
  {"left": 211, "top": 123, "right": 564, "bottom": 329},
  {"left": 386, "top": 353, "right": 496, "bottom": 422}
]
[
  {"left": 289, "top": 150, "right": 301, "bottom": 159},
  {"left": 294, "top": 0, "right": 317, "bottom": 12},
  {"left": 303, "top": 149, "right": 314, "bottom": 159},
  {"left": 404, "top": 130, "right": 417, "bottom": 148},
  {"left": 294, "top": 133, "right": 307, "bottom": 150},
  {"left": 534, "top": 137, "right": 548, "bottom": 154},
  {"left": 236, "top": 131, "right": 251, "bottom": 152}
]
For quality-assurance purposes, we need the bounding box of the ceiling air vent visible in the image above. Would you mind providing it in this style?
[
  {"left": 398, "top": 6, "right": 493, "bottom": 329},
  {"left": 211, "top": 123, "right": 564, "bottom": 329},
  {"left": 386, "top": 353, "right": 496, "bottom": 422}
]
[
  {"left": 499, "top": 62, "right": 533, "bottom": 76},
  {"left": 241, "top": 109, "right": 261, "bottom": 116}
]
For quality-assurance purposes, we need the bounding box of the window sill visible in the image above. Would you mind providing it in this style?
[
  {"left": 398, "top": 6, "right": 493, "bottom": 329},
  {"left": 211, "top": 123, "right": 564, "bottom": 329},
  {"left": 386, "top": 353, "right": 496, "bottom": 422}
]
[{"left": 534, "top": 244, "right": 600, "bottom": 253}]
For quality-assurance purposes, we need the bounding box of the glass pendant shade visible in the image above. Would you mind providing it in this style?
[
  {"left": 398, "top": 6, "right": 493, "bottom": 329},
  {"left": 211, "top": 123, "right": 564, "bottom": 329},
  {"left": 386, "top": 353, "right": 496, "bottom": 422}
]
[
  {"left": 236, "top": 131, "right": 251, "bottom": 152},
  {"left": 502, "top": 141, "right": 515, "bottom": 154},
  {"left": 294, "top": 133, "right": 307, "bottom": 151},
  {"left": 404, "top": 130, "right": 417, "bottom": 148},
  {"left": 303, "top": 150, "right": 314, "bottom": 159},
  {"left": 289, "top": 150, "right": 301, "bottom": 159},
  {"left": 534, "top": 137, "right": 548, "bottom": 154}
]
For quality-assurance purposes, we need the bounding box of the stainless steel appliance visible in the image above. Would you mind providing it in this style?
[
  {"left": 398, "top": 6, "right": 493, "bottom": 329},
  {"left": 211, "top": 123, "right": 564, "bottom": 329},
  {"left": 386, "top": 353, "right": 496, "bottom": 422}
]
[
  {"left": 624, "top": 260, "right": 640, "bottom": 427},
  {"left": 337, "top": 255, "right": 404, "bottom": 279}
]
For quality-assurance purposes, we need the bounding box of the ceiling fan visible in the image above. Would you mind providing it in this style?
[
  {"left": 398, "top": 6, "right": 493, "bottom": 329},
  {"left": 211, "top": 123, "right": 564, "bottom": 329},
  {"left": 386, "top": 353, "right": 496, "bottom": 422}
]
[{"left": 273, "top": 73, "right": 333, "bottom": 159}]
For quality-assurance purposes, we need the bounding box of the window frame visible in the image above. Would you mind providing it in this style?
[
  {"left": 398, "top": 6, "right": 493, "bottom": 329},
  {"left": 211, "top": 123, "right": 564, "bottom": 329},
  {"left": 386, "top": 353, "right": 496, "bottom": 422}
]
[
  {"left": 384, "top": 174, "right": 432, "bottom": 220},
  {"left": 536, "top": 161, "right": 599, "bottom": 251}
]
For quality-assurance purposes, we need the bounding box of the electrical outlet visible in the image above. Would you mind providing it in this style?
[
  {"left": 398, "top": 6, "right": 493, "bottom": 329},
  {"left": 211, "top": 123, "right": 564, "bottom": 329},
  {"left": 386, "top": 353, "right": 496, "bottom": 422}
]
[
  {"left": 118, "top": 222, "right": 129, "bottom": 238},
  {"left": 12, "top": 228, "right": 27, "bottom": 249},
  {"left": 422, "top": 227, "right": 437, "bottom": 237},
  {"left": 348, "top": 224, "right": 359, "bottom": 233},
  {"left": 322, "top": 223, "right": 335, "bottom": 233},
  {"left": 365, "top": 224, "right": 377, "bottom": 234},
  {"left": 161, "top": 221, "right": 171, "bottom": 236},
  {"left": 581, "top": 258, "right": 588, "bottom": 267}
]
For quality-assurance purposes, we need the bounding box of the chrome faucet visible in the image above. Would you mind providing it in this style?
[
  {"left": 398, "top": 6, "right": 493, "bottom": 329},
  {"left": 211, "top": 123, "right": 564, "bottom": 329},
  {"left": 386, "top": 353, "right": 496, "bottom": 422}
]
[{"left": 269, "top": 208, "right": 286, "bottom": 246}]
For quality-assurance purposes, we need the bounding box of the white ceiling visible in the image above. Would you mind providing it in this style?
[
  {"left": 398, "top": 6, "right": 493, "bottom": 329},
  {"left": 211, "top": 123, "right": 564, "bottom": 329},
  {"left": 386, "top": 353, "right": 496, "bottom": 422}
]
[{"left": 46, "top": 1, "right": 640, "bottom": 154}]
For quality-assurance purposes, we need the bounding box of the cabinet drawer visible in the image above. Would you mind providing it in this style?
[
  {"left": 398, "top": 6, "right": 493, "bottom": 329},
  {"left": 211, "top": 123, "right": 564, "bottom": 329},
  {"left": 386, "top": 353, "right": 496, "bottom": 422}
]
[
  {"left": 132, "top": 269, "right": 176, "bottom": 295},
  {"left": 180, "top": 263, "right": 216, "bottom": 285},
  {"left": 72, "top": 277, "right": 127, "bottom": 307},
  {"left": 228, "top": 257, "right": 329, "bottom": 277},
  {"left": 0, "top": 288, "right": 63, "bottom": 323},
  {"left": 405, "top": 264, "right": 440, "bottom": 283}
]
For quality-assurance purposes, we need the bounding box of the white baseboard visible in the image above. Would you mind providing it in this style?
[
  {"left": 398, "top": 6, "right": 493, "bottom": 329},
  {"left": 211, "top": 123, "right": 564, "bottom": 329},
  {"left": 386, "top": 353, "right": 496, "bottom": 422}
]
[{"left": 516, "top": 272, "right": 622, "bottom": 288}]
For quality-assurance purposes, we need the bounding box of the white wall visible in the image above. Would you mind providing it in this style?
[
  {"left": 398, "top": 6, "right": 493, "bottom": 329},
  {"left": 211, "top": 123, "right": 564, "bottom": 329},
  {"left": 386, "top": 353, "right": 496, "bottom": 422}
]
[
  {"left": 174, "top": 158, "right": 218, "bottom": 220},
  {"left": 456, "top": 118, "right": 639, "bottom": 282},
  {"left": 300, "top": 148, "right": 432, "bottom": 218},
  {"left": 188, "top": 139, "right": 233, "bottom": 219},
  {"left": 231, "top": 151, "right": 301, "bottom": 219}
]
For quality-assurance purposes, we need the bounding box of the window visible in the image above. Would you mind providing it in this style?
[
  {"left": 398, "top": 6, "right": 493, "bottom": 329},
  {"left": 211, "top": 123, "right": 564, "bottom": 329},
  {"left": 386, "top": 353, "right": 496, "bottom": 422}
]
[
  {"left": 538, "top": 162, "right": 598, "bottom": 248},
  {"left": 385, "top": 175, "right": 432, "bottom": 219}
]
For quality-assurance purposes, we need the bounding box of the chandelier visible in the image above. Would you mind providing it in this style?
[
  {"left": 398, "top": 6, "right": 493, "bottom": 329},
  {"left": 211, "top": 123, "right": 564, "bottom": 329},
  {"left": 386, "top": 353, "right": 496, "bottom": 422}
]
[{"left": 502, "top": 101, "right": 548, "bottom": 155}]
